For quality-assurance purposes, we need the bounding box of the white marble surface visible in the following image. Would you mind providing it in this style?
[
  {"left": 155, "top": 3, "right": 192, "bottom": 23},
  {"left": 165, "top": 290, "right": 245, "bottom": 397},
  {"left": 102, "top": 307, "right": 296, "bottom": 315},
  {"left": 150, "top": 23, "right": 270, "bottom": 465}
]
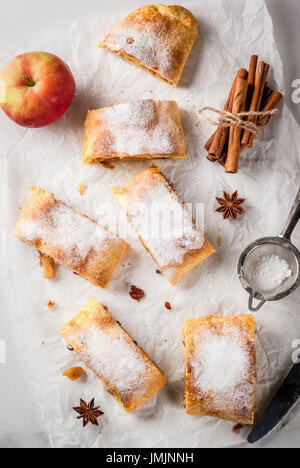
[{"left": 0, "top": 0, "right": 300, "bottom": 449}]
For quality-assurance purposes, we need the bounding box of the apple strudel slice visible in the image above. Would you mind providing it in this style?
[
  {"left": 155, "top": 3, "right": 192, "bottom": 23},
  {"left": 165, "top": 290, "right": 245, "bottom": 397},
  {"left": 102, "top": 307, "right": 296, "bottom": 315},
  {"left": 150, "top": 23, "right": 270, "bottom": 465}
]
[
  {"left": 59, "top": 298, "right": 167, "bottom": 412},
  {"left": 183, "top": 315, "right": 257, "bottom": 424},
  {"left": 113, "top": 165, "right": 215, "bottom": 285},
  {"left": 82, "top": 99, "right": 186, "bottom": 164},
  {"left": 14, "top": 187, "right": 129, "bottom": 288},
  {"left": 98, "top": 5, "right": 198, "bottom": 86}
]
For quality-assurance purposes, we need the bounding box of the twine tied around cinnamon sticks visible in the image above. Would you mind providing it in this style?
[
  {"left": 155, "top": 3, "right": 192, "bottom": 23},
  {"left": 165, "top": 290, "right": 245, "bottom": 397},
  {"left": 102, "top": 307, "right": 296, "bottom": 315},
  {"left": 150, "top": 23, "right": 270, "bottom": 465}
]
[
  {"left": 198, "top": 107, "right": 278, "bottom": 139},
  {"left": 203, "top": 56, "right": 283, "bottom": 174}
]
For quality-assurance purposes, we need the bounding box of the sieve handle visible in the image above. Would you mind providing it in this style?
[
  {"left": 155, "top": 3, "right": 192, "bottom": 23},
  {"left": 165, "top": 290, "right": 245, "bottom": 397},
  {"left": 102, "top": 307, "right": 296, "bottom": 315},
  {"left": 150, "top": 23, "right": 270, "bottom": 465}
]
[
  {"left": 281, "top": 187, "right": 300, "bottom": 240},
  {"left": 248, "top": 295, "right": 265, "bottom": 312}
]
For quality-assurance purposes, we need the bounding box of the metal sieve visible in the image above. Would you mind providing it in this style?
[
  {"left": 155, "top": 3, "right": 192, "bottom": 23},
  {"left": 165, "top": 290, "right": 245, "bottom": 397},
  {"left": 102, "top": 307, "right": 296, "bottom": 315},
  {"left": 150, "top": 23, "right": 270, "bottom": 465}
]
[{"left": 238, "top": 187, "right": 300, "bottom": 312}]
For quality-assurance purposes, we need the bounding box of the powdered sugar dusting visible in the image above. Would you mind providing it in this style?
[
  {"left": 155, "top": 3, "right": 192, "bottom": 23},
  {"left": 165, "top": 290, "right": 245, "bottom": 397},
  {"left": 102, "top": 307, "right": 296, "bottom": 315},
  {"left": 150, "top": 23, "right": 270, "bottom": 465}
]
[
  {"left": 191, "top": 323, "right": 255, "bottom": 414},
  {"left": 194, "top": 334, "right": 249, "bottom": 394},
  {"left": 18, "top": 200, "right": 116, "bottom": 265},
  {"left": 105, "top": 25, "right": 175, "bottom": 79},
  {"left": 250, "top": 254, "right": 292, "bottom": 292},
  {"left": 127, "top": 178, "right": 204, "bottom": 268},
  {"left": 78, "top": 325, "right": 149, "bottom": 397},
  {"left": 97, "top": 100, "right": 180, "bottom": 156}
]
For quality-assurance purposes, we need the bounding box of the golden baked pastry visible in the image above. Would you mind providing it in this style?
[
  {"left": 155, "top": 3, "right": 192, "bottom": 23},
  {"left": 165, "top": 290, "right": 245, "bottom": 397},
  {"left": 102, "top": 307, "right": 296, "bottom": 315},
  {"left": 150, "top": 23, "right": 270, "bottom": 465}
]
[
  {"left": 113, "top": 165, "right": 215, "bottom": 285},
  {"left": 59, "top": 298, "right": 167, "bottom": 412},
  {"left": 82, "top": 99, "right": 186, "bottom": 164},
  {"left": 183, "top": 315, "right": 257, "bottom": 424},
  {"left": 99, "top": 5, "right": 198, "bottom": 86},
  {"left": 14, "top": 187, "right": 129, "bottom": 288}
]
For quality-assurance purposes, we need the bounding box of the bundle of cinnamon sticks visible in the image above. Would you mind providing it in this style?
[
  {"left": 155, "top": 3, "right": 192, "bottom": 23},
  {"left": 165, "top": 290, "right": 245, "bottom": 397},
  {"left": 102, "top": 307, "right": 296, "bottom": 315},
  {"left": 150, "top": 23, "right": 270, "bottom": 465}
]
[{"left": 204, "top": 55, "right": 283, "bottom": 173}]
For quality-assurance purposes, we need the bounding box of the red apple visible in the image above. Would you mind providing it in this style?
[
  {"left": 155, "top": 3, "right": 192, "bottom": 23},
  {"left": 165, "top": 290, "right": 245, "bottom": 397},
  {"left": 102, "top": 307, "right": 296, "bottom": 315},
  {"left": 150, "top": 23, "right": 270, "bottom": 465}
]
[{"left": 0, "top": 51, "right": 75, "bottom": 128}]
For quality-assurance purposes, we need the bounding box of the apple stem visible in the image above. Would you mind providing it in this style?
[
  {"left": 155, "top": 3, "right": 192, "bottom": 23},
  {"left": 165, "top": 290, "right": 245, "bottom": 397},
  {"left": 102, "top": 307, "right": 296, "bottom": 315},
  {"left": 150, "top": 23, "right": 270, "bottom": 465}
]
[{"left": 22, "top": 75, "right": 35, "bottom": 87}]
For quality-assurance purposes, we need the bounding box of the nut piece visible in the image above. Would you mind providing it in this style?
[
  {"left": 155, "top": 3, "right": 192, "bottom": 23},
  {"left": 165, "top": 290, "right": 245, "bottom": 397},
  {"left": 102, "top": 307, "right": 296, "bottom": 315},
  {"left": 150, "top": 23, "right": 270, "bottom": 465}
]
[
  {"left": 129, "top": 285, "right": 145, "bottom": 301},
  {"left": 40, "top": 253, "right": 56, "bottom": 279},
  {"left": 165, "top": 302, "right": 172, "bottom": 310},
  {"left": 63, "top": 367, "right": 84, "bottom": 381}
]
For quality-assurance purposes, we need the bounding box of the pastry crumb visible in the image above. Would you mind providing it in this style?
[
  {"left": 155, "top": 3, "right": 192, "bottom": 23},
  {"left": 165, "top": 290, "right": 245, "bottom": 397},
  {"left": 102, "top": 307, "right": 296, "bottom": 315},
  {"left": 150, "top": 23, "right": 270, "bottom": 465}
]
[
  {"left": 165, "top": 302, "right": 172, "bottom": 310},
  {"left": 233, "top": 423, "right": 243, "bottom": 434},
  {"left": 101, "top": 162, "right": 115, "bottom": 170},
  {"left": 39, "top": 253, "right": 56, "bottom": 279},
  {"left": 217, "top": 235, "right": 222, "bottom": 247},
  {"left": 63, "top": 367, "right": 84, "bottom": 381},
  {"left": 47, "top": 300, "right": 55, "bottom": 308},
  {"left": 78, "top": 183, "right": 86, "bottom": 196}
]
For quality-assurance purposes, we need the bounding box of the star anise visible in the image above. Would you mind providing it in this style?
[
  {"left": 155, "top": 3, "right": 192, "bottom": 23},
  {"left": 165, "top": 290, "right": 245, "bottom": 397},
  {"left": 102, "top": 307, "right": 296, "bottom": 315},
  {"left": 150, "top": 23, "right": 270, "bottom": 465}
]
[
  {"left": 73, "top": 398, "right": 104, "bottom": 428},
  {"left": 216, "top": 191, "right": 246, "bottom": 220}
]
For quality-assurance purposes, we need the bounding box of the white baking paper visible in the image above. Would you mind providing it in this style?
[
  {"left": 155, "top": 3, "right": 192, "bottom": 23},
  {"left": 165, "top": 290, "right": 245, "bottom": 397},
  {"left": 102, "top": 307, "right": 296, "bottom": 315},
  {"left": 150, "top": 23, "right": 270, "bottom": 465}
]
[{"left": 1, "top": 0, "right": 300, "bottom": 448}]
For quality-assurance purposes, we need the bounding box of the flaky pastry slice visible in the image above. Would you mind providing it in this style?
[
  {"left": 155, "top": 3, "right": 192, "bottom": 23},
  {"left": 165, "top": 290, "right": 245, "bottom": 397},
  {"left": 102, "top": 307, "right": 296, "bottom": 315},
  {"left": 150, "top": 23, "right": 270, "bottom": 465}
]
[
  {"left": 83, "top": 99, "right": 186, "bottom": 164},
  {"left": 14, "top": 187, "right": 129, "bottom": 288},
  {"left": 113, "top": 165, "right": 215, "bottom": 285},
  {"left": 183, "top": 315, "right": 257, "bottom": 424},
  {"left": 98, "top": 4, "right": 198, "bottom": 86},
  {"left": 59, "top": 298, "right": 167, "bottom": 412}
]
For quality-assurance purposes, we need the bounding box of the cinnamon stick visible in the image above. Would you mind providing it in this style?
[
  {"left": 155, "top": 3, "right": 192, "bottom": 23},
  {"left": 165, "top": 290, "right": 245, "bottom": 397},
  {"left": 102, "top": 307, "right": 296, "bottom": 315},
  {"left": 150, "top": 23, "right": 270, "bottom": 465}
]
[
  {"left": 258, "top": 91, "right": 283, "bottom": 125},
  {"left": 261, "top": 85, "right": 273, "bottom": 109},
  {"left": 242, "top": 61, "right": 270, "bottom": 147},
  {"left": 213, "top": 110, "right": 232, "bottom": 160},
  {"left": 207, "top": 75, "right": 237, "bottom": 160},
  {"left": 218, "top": 142, "right": 228, "bottom": 167},
  {"left": 245, "top": 55, "right": 258, "bottom": 111},
  {"left": 207, "top": 152, "right": 218, "bottom": 162},
  {"left": 208, "top": 123, "right": 227, "bottom": 160},
  {"left": 225, "top": 69, "right": 248, "bottom": 174},
  {"left": 248, "top": 63, "right": 271, "bottom": 146},
  {"left": 204, "top": 130, "right": 217, "bottom": 152},
  {"left": 218, "top": 153, "right": 227, "bottom": 167}
]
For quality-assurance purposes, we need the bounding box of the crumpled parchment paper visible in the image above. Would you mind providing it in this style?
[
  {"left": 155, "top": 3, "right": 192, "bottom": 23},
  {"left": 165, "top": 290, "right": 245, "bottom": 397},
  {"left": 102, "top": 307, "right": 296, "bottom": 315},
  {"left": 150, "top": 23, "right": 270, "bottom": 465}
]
[{"left": 1, "top": 0, "right": 300, "bottom": 448}]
